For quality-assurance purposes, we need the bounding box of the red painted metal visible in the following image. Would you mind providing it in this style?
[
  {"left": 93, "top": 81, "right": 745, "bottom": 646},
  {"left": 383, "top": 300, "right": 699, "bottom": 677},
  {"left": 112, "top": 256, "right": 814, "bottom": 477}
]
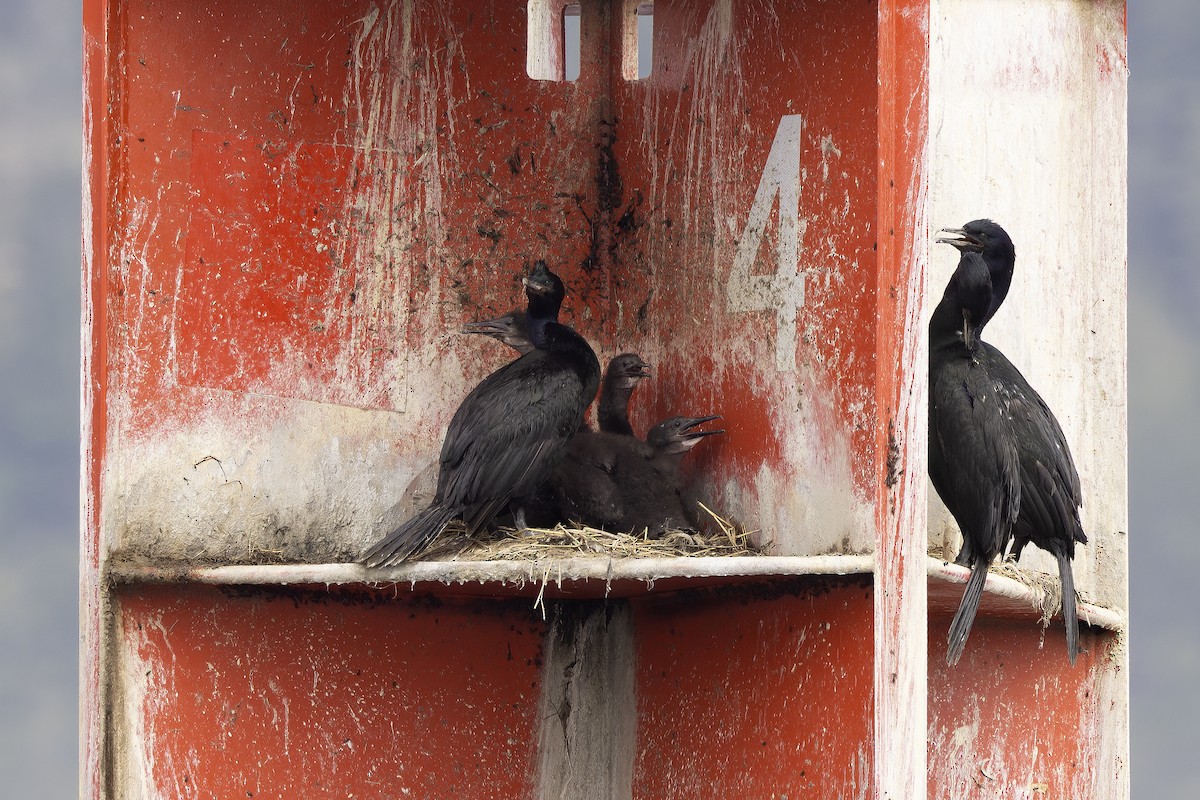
[
  {"left": 927, "top": 620, "right": 1114, "bottom": 800},
  {"left": 82, "top": 0, "right": 1125, "bottom": 798},
  {"left": 874, "top": 1, "right": 931, "bottom": 796},
  {"left": 118, "top": 585, "right": 547, "bottom": 799},
  {"left": 632, "top": 581, "right": 875, "bottom": 797},
  {"left": 101, "top": 0, "right": 606, "bottom": 430},
  {"left": 82, "top": 0, "right": 113, "bottom": 796}
]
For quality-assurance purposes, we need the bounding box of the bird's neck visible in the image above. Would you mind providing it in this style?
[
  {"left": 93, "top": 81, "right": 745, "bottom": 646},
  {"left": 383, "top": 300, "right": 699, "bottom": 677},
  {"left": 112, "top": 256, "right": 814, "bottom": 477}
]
[
  {"left": 597, "top": 381, "right": 636, "bottom": 436},
  {"left": 525, "top": 293, "right": 562, "bottom": 323}
]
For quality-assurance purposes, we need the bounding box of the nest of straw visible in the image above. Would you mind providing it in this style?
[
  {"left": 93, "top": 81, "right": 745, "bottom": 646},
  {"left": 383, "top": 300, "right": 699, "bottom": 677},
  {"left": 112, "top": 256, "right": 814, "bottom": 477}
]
[{"left": 420, "top": 503, "right": 761, "bottom": 562}]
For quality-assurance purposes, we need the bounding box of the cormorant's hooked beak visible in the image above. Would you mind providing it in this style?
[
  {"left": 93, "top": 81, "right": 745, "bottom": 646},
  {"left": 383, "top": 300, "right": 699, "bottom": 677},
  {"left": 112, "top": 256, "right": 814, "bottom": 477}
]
[
  {"left": 936, "top": 227, "right": 984, "bottom": 252},
  {"left": 629, "top": 361, "right": 652, "bottom": 378},
  {"left": 462, "top": 318, "right": 510, "bottom": 337},
  {"left": 521, "top": 274, "right": 555, "bottom": 296}
]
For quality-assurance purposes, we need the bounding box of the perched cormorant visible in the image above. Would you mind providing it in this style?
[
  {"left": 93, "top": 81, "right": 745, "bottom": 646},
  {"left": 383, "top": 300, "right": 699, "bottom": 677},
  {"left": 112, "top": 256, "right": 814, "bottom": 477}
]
[
  {"left": 462, "top": 311, "right": 534, "bottom": 355},
  {"left": 939, "top": 222, "right": 1088, "bottom": 664},
  {"left": 362, "top": 264, "right": 600, "bottom": 566},
  {"left": 928, "top": 249, "right": 1020, "bottom": 666},
  {"left": 596, "top": 353, "right": 651, "bottom": 435}
]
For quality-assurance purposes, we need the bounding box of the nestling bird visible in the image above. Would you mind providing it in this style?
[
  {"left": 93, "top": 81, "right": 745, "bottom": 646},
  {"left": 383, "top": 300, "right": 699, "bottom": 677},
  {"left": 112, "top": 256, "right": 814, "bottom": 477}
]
[
  {"left": 551, "top": 413, "right": 723, "bottom": 536},
  {"left": 511, "top": 353, "right": 650, "bottom": 528},
  {"left": 596, "top": 353, "right": 651, "bottom": 435},
  {"left": 633, "top": 415, "right": 725, "bottom": 534},
  {"left": 928, "top": 247, "right": 1020, "bottom": 666},
  {"left": 361, "top": 263, "right": 599, "bottom": 566},
  {"left": 938, "top": 221, "right": 1089, "bottom": 664}
]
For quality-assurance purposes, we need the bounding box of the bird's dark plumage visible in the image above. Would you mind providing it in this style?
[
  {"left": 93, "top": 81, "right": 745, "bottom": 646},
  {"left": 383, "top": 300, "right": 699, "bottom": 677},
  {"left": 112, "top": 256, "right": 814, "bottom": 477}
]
[
  {"left": 933, "top": 220, "right": 1089, "bottom": 664},
  {"left": 634, "top": 415, "right": 724, "bottom": 534},
  {"left": 362, "top": 263, "right": 599, "bottom": 566},
  {"left": 929, "top": 250, "right": 1020, "bottom": 666},
  {"left": 551, "top": 414, "right": 723, "bottom": 536},
  {"left": 959, "top": 221, "right": 1087, "bottom": 664},
  {"left": 596, "top": 353, "right": 651, "bottom": 436}
]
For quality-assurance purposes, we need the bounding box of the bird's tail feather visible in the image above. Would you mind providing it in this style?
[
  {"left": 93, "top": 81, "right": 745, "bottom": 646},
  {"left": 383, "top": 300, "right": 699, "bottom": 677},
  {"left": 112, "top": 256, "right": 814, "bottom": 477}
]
[
  {"left": 947, "top": 560, "right": 989, "bottom": 666},
  {"left": 1058, "top": 551, "right": 1080, "bottom": 665},
  {"left": 360, "top": 504, "right": 458, "bottom": 567}
]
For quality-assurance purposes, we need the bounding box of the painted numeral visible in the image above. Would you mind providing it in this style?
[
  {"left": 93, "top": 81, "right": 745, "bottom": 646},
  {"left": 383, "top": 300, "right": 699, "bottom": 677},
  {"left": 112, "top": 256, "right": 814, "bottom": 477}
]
[{"left": 726, "top": 114, "right": 805, "bottom": 372}]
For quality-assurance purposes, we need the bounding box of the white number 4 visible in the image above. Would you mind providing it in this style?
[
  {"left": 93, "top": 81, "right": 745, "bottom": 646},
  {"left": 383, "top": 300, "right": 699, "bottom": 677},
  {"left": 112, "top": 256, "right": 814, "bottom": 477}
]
[{"left": 726, "top": 114, "right": 805, "bottom": 372}]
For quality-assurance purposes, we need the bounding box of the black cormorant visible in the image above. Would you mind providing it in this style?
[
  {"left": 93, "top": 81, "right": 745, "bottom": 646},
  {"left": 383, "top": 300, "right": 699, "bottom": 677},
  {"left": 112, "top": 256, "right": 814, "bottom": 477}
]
[
  {"left": 928, "top": 249, "right": 1020, "bottom": 666},
  {"left": 634, "top": 415, "right": 724, "bottom": 534},
  {"left": 939, "top": 222, "right": 1089, "bottom": 664},
  {"left": 362, "top": 264, "right": 600, "bottom": 565}
]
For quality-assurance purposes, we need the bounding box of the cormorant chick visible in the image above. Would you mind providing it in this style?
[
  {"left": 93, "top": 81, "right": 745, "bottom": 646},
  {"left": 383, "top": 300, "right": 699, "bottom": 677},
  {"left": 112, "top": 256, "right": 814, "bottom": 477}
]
[
  {"left": 636, "top": 415, "right": 724, "bottom": 534},
  {"left": 597, "top": 353, "right": 651, "bottom": 435},
  {"left": 928, "top": 249, "right": 1019, "bottom": 666},
  {"left": 362, "top": 264, "right": 599, "bottom": 565},
  {"left": 551, "top": 414, "right": 722, "bottom": 536},
  {"left": 939, "top": 222, "right": 1088, "bottom": 664}
]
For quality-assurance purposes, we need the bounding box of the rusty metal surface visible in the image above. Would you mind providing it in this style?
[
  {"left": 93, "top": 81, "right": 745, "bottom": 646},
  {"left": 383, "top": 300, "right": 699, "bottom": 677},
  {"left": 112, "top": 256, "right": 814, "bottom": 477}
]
[
  {"left": 98, "top": 0, "right": 609, "bottom": 565},
  {"left": 609, "top": 0, "right": 883, "bottom": 555}
]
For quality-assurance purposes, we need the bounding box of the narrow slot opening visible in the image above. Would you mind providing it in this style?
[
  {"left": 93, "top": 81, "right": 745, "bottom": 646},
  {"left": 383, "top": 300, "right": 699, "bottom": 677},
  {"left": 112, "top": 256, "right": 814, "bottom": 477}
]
[
  {"left": 636, "top": 2, "right": 653, "bottom": 80},
  {"left": 563, "top": 4, "right": 581, "bottom": 82}
]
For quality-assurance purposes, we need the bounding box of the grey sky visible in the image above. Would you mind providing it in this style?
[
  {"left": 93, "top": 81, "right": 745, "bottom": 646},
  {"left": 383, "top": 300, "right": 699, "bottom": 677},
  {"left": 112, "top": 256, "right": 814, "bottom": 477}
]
[{"left": 0, "top": 1, "right": 1194, "bottom": 797}]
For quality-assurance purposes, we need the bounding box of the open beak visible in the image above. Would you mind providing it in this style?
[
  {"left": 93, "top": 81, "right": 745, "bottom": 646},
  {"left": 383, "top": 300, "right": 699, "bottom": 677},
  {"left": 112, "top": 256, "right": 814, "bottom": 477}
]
[
  {"left": 681, "top": 415, "right": 725, "bottom": 440},
  {"left": 936, "top": 227, "right": 983, "bottom": 252}
]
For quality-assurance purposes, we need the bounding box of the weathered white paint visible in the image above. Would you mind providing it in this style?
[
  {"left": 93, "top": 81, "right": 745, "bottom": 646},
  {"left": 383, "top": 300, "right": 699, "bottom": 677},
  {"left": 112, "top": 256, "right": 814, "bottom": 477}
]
[
  {"left": 108, "top": 609, "right": 156, "bottom": 800},
  {"left": 526, "top": 0, "right": 564, "bottom": 81},
  {"left": 81, "top": 35, "right": 101, "bottom": 800},
  {"left": 109, "top": 396, "right": 423, "bottom": 565}
]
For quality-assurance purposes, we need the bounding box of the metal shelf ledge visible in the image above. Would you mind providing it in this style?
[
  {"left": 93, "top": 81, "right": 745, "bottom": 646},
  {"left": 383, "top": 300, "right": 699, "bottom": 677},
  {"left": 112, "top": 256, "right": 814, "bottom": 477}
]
[
  {"left": 107, "top": 554, "right": 1126, "bottom": 632},
  {"left": 927, "top": 557, "right": 1125, "bottom": 632}
]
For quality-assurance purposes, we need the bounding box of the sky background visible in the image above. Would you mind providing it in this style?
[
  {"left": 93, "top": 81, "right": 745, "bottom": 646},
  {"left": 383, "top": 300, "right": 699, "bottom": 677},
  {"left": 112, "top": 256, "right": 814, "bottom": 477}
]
[{"left": 0, "top": 1, "right": 1195, "bottom": 796}]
